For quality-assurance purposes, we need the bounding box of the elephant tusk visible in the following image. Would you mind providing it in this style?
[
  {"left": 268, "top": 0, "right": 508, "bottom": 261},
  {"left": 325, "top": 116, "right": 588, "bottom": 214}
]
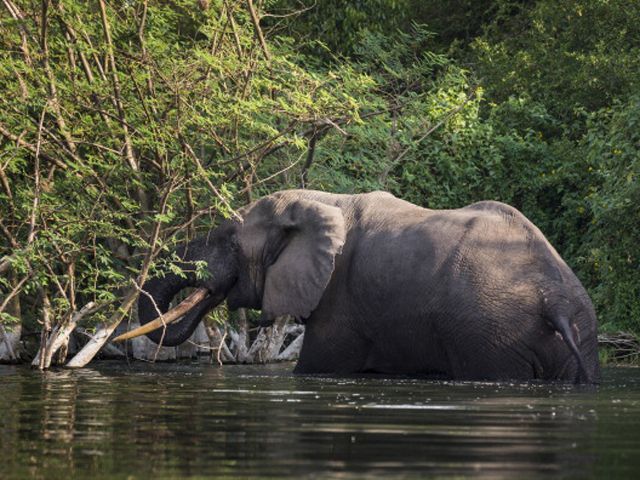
[{"left": 112, "top": 288, "right": 210, "bottom": 343}]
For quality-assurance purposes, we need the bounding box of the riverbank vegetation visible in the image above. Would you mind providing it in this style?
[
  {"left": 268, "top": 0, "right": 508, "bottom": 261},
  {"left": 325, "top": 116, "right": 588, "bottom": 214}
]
[{"left": 1, "top": 0, "right": 638, "bottom": 366}]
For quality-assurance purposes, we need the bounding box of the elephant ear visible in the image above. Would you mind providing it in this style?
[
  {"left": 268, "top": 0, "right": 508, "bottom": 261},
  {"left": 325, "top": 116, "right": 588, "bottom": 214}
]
[{"left": 261, "top": 198, "right": 346, "bottom": 321}]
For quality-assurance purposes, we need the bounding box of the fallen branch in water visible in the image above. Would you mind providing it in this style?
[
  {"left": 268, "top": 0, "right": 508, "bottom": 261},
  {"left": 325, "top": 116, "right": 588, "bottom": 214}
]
[
  {"left": 76, "top": 327, "right": 125, "bottom": 358},
  {"left": 277, "top": 332, "right": 304, "bottom": 361},
  {"left": 598, "top": 331, "right": 640, "bottom": 362},
  {"left": 213, "top": 315, "right": 302, "bottom": 364},
  {"left": 32, "top": 302, "right": 99, "bottom": 369}
]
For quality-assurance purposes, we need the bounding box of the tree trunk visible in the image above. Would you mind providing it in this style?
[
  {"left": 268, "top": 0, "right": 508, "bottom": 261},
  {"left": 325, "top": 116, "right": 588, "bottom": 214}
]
[
  {"left": 0, "top": 273, "right": 21, "bottom": 362},
  {"left": 66, "top": 287, "right": 138, "bottom": 368},
  {"left": 32, "top": 302, "right": 97, "bottom": 369},
  {"left": 233, "top": 308, "right": 250, "bottom": 362},
  {"left": 0, "top": 324, "right": 21, "bottom": 363},
  {"left": 251, "top": 316, "right": 290, "bottom": 363}
]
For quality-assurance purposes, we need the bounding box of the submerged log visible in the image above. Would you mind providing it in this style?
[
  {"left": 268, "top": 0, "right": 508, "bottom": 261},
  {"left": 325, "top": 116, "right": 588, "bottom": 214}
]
[{"left": 76, "top": 328, "right": 125, "bottom": 358}]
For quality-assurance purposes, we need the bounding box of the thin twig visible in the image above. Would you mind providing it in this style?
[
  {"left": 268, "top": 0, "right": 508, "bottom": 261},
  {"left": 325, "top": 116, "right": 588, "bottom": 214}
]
[
  {"left": 132, "top": 279, "right": 169, "bottom": 363},
  {"left": 246, "top": 0, "right": 271, "bottom": 61},
  {"left": 182, "top": 139, "right": 242, "bottom": 221},
  {"left": 240, "top": 153, "right": 303, "bottom": 193},
  {"left": 300, "top": 131, "right": 317, "bottom": 188},
  {"left": 217, "top": 328, "right": 227, "bottom": 366},
  {"left": 0, "top": 274, "right": 30, "bottom": 314},
  {"left": 379, "top": 88, "right": 477, "bottom": 184},
  {"left": 27, "top": 103, "right": 48, "bottom": 245}
]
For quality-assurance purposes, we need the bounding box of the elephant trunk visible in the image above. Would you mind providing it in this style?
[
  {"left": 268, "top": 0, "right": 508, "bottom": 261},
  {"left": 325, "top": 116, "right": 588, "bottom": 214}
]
[
  {"left": 137, "top": 272, "right": 216, "bottom": 346},
  {"left": 135, "top": 228, "right": 238, "bottom": 346}
]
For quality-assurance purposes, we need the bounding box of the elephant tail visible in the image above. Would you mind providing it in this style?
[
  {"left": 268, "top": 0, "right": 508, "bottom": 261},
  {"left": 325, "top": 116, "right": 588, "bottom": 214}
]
[{"left": 548, "top": 312, "right": 591, "bottom": 383}]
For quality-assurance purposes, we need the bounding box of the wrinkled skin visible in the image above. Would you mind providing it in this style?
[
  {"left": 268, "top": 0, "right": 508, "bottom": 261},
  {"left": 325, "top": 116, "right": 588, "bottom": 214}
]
[{"left": 139, "top": 190, "right": 600, "bottom": 382}]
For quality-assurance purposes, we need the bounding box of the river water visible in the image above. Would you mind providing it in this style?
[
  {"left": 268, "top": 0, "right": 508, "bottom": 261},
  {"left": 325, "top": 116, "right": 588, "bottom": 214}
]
[{"left": 1, "top": 363, "right": 639, "bottom": 479}]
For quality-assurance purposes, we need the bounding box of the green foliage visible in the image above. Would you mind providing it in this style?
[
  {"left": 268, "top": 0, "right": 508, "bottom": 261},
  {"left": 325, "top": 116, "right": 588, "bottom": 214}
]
[
  {"left": 284, "top": 0, "right": 640, "bottom": 335},
  {"left": 309, "top": 26, "right": 468, "bottom": 194},
  {"left": 465, "top": 0, "right": 640, "bottom": 332},
  {"left": 268, "top": 0, "right": 499, "bottom": 58},
  {"left": 580, "top": 98, "right": 640, "bottom": 330},
  {"left": 267, "top": 0, "right": 411, "bottom": 58},
  {"left": 0, "top": 0, "right": 377, "bottom": 334},
  {"left": 471, "top": 0, "right": 640, "bottom": 123}
]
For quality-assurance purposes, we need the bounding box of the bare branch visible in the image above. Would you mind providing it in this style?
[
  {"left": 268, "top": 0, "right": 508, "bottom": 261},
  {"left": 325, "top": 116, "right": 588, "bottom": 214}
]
[
  {"left": 37, "top": 289, "right": 52, "bottom": 370},
  {"left": 262, "top": 0, "right": 316, "bottom": 19},
  {"left": 225, "top": 1, "right": 244, "bottom": 58},
  {"left": 0, "top": 122, "right": 68, "bottom": 171},
  {"left": 66, "top": 187, "right": 174, "bottom": 368},
  {"left": 300, "top": 131, "right": 317, "bottom": 188},
  {"left": 40, "top": 0, "right": 78, "bottom": 156},
  {"left": 246, "top": 0, "right": 271, "bottom": 61},
  {"left": 182, "top": 139, "right": 242, "bottom": 221},
  {"left": 0, "top": 274, "right": 30, "bottom": 314},
  {"left": 32, "top": 302, "right": 99, "bottom": 369},
  {"left": 2, "top": 0, "right": 33, "bottom": 65},
  {"left": 27, "top": 102, "right": 48, "bottom": 245},
  {"left": 98, "top": 0, "right": 149, "bottom": 211},
  {"left": 379, "top": 87, "right": 477, "bottom": 184}
]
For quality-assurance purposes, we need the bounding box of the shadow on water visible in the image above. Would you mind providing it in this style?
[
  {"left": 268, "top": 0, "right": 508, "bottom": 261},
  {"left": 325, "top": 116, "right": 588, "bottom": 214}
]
[{"left": 1, "top": 363, "right": 640, "bottom": 479}]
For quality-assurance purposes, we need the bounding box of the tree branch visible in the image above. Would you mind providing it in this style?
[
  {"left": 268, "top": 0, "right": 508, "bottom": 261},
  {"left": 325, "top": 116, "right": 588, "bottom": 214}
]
[
  {"left": 0, "top": 122, "right": 68, "bottom": 171},
  {"left": 32, "top": 301, "right": 98, "bottom": 369},
  {"left": 66, "top": 186, "right": 174, "bottom": 368},
  {"left": 182, "top": 139, "right": 242, "bottom": 221},
  {"left": 299, "top": 130, "right": 317, "bottom": 188},
  {"left": 379, "top": 87, "right": 477, "bottom": 184},
  {"left": 246, "top": 0, "right": 271, "bottom": 61},
  {"left": 98, "top": 0, "right": 149, "bottom": 211}
]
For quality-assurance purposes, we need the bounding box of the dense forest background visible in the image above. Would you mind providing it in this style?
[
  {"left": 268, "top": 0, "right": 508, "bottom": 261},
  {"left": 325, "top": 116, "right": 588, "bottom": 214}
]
[{"left": 0, "top": 0, "right": 638, "bottom": 365}]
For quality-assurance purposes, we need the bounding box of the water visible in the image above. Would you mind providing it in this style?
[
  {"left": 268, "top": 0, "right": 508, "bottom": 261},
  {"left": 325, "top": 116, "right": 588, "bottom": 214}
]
[{"left": 1, "top": 363, "right": 639, "bottom": 479}]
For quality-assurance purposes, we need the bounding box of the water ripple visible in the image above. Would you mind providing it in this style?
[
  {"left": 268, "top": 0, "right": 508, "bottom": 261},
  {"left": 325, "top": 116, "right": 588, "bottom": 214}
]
[{"left": 1, "top": 364, "right": 639, "bottom": 479}]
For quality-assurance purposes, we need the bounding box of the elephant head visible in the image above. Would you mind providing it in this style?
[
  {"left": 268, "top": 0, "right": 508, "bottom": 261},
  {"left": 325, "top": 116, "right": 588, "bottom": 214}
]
[{"left": 118, "top": 192, "right": 346, "bottom": 346}]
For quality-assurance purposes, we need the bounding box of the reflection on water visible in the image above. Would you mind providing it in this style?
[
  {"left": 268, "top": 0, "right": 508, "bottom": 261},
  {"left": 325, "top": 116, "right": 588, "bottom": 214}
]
[{"left": 1, "top": 363, "right": 640, "bottom": 479}]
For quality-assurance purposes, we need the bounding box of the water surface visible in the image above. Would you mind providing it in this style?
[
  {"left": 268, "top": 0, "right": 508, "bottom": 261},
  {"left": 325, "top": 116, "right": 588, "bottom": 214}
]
[{"left": 1, "top": 363, "right": 639, "bottom": 479}]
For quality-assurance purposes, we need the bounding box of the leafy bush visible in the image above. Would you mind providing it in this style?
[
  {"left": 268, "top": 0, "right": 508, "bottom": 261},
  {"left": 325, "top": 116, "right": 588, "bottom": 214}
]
[
  {"left": 580, "top": 98, "right": 640, "bottom": 331},
  {"left": 471, "top": 0, "right": 640, "bottom": 123}
]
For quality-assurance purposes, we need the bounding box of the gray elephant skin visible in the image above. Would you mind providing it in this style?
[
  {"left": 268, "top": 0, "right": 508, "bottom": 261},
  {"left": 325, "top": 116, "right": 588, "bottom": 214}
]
[{"left": 137, "top": 190, "right": 600, "bottom": 383}]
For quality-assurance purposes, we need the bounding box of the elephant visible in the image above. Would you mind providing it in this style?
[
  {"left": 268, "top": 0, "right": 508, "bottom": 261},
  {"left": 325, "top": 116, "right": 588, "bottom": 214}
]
[{"left": 121, "top": 189, "right": 600, "bottom": 382}]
